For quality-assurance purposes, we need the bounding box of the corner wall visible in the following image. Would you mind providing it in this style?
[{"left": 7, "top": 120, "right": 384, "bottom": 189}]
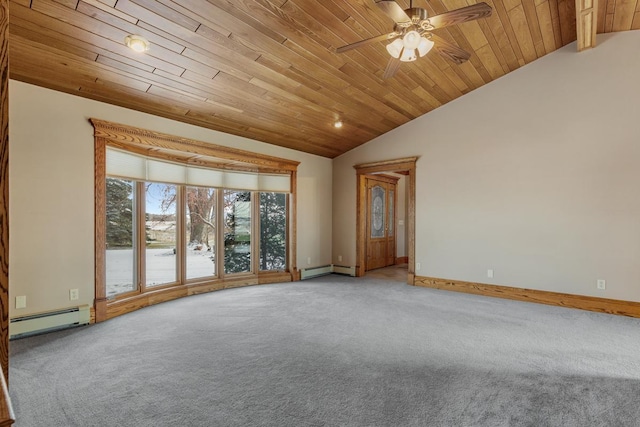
[
  {"left": 333, "top": 31, "right": 640, "bottom": 302},
  {"left": 9, "top": 81, "right": 332, "bottom": 318}
]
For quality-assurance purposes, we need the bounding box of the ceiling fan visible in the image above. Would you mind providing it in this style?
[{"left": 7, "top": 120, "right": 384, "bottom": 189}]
[{"left": 336, "top": 1, "right": 492, "bottom": 79}]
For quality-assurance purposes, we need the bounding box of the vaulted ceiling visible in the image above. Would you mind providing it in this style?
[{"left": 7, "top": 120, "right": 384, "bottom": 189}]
[{"left": 8, "top": 0, "right": 640, "bottom": 158}]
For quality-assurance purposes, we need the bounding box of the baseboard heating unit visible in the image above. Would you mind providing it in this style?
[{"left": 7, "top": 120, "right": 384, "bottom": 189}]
[
  {"left": 10, "top": 305, "right": 90, "bottom": 339},
  {"left": 301, "top": 265, "right": 333, "bottom": 280},
  {"left": 300, "top": 265, "right": 356, "bottom": 280},
  {"left": 332, "top": 265, "right": 356, "bottom": 276}
]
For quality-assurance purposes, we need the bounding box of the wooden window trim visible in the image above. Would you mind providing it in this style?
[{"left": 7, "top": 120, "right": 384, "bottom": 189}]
[
  {"left": 91, "top": 119, "right": 299, "bottom": 174},
  {"left": 93, "top": 120, "right": 299, "bottom": 322}
]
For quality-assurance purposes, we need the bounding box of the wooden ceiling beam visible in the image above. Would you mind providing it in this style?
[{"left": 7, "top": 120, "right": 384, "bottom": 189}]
[{"left": 576, "top": 0, "right": 598, "bottom": 51}]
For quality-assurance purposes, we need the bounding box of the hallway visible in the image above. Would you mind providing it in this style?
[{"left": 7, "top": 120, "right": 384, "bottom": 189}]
[{"left": 364, "top": 263, "right": 408, "bottom": 282}]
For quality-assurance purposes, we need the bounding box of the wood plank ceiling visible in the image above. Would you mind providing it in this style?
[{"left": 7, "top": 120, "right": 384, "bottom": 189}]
[{"left": 7, "top": 0, "right": 640, "bottom": 158}]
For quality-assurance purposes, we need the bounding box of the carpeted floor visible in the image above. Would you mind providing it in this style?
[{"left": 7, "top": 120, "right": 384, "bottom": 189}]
[{"left": 9, "top": 274, "right": 640, "bottom": 426}]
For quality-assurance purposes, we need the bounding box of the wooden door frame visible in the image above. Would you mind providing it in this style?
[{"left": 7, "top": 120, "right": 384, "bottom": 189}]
[{"left": 354, "top": 157, "right": 418, "bottom": 285}]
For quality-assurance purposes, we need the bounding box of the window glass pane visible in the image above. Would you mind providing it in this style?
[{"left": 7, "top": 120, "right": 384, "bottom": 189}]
[
  {"left": 145, "top": 183, "right": 177, "bottom": 286},
  {"left": 224, "top": 190, "right": 251, "bottom": 274},
  {"left": 106, "top": 178, "right": 136, "bottom": 297},
  {"left": 371, "top": 185, "right": 385, "bottom": 238},
  {"left": 389, "top": 190, "right": 394, "bottom": 237},
  {"left": 186, "top": 186, "right": 216, "bottom": 279},
  {"left": 259, "top": 192, "right": 287, "bottom": 271}
]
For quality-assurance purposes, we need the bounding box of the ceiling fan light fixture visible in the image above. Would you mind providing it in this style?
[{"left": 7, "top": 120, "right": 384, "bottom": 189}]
[
  {"left": 125, "top": 35, "right": 150, "bottom": 53},
  {"left": 400, "top": 48, "right": 417, "bottom": 62},
  {"left": 386, "top": 38, "right": 404, "bottom": 58},
  {"left": 417, "top": 36, "right": 434, "bottom": 57},
  {"left": 402, "top": 30, "right": 422, "bottom": 50},
  {"left": 388, "top": 32, "right": 431, "bottom": 62}
]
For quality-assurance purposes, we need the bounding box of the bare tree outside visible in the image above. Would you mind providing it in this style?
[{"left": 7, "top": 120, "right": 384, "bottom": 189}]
[
  {"left": 186, "top": 187, "right": 216, "bottom": 279},
  {"left": 186, "top": 187, "right": 216, "bottom": 246}
]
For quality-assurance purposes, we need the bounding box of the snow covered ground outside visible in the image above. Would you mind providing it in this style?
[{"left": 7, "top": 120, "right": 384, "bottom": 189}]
[{"left": 106, "top": 248, "right": 215, "bottom": 297}]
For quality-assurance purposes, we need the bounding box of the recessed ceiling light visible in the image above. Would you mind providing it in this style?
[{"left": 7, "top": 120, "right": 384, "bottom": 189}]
[
  {"left": 125, "top": 35, "right": 150, "bottom": 53},
  {"left": 334, "top": 121, "right": 343, "bottom": 129}
]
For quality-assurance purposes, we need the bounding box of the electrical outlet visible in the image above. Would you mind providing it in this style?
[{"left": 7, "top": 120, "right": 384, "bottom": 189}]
[
  {"left": 416, "top": 262, "right": 421, "bottom": 270},
  {"left": 338, "top": 255, "right": 342, "bottom": 262},
  {"left": 487, "top": 269, "right": 494, "bottom": 279},
  {"left": 307, "top": 257, "right": 311, "bottom": 265},
  {"left": 597, "top": 279, "right": 606, "bottom": 290},
  {"left": 15, "top": 296, "right": 26, "bottom": 309},
  {"left": 70, "top": 289, "right": 79, "bottom": 301}
]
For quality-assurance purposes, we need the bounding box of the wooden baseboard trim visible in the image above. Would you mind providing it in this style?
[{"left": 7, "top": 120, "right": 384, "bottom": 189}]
[
  {"left": 414, "top": 276, "right": 640, "bottom": 318},
  {"left": 395, "top": 256, "right": 408, "bottom": 265}
]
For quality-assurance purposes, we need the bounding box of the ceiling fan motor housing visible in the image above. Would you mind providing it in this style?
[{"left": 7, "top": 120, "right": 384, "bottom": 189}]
[{"left": 405, "top": 7, "right": 428, "bottom": 24}]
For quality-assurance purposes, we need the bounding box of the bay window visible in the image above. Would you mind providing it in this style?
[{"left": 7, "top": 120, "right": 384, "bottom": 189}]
[{"left": 94, "top": 119, "right": 299, "bottom": 322}]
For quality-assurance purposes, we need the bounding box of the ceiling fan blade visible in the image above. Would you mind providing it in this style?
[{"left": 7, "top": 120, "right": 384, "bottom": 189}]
[
  {"left": 430, "top": 34, "right": 471, "bottom": 64},
  {"left": 383, "top": 57, "right": 401, "bottom": 79},
  {"left": 375, "top": 0, "right": 412, "bottom": 25},
  {"left": 426, "top": 2, "right": 492, "bottom": 30},
  {"left": 336, "top": 32, "right": 399, "bottom": 53}
]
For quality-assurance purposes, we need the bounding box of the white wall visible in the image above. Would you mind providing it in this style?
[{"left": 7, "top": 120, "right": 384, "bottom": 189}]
[
  {"left": 9, "top": 81, "right": 332, "bottom": 317},
  {"left": 333, "top": 30, "right": 640, "bottom": 302}
]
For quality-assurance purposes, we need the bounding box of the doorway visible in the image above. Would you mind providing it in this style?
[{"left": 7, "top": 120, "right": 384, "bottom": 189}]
[{"left": 354, "top": 157, "right": 417, "bottom": 284}]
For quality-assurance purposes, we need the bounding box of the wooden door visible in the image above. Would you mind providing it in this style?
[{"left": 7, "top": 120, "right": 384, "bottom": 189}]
[{"left": 365, "top": 175, "right": 397, "bottom": 271}]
